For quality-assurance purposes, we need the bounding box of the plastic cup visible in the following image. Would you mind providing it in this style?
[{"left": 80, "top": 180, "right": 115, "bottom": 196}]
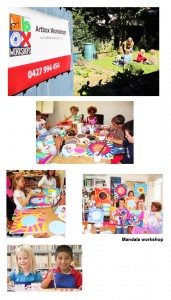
[
  {"left": 94, "top": 152, "right": 101, "bottom": 163},
  {"left": 15, "top": 284, "right": 25, "bottom": 291}
]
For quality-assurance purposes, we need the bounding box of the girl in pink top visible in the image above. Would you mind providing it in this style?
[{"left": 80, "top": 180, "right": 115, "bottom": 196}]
[{"left": 87, "top": 106, "right": 98, "bottom": 125}]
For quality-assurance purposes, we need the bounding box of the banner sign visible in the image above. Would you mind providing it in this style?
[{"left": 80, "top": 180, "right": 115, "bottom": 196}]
[{"left": 8, "top": 8, "right": 71, "bottom": 95}]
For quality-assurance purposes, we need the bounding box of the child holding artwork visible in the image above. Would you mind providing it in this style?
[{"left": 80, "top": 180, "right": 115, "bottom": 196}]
[
  {"left": 61, "top": 106, "right": 83, "bottom": 123},
  {"left": 36, "top": 110, "right": 52, "bottom": 136},
  {"left": 38, "top": 170, "right": 56, "bottom": 189},
  {"left": 131, "top": 201, "right": 144, "bottom": 234},
  {"left": 13, "top": 174, "right": 34, "bottom": 211},
  {"left": 41, "top": 245, "right": 82, "bottom": 289},
  {"left": 87, "top": 106, "right": 99, "bottom": 125},
  {"left": 143, "top": 202, "right": 163, "bottom": 234},
  {"left": 85, "top": 191, "right": 96, "bottom": 208},
  {"left": 108, "top": 114, "right": 125, "bottom": 144},
  {"left": 136, "top": 49, "right": 147, "bottom": 63},
  {"left": 115, "top": 198, "right": 129, "bottom": 234},
  {"left": 8, "top": 245, "right": 42, "bottom": 287}
]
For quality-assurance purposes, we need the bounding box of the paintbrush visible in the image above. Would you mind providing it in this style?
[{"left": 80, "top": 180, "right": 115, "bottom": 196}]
[
  {"left": 97, "top": 141, "right": 108, "bottom": 156},
  {"left": 52, "top": 269, "right": 56, "bottom": 290}
]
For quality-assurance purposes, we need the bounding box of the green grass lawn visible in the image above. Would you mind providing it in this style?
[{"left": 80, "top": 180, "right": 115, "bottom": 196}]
[{"left": 91, "top": 50, "right": 159, "bottom": 75}]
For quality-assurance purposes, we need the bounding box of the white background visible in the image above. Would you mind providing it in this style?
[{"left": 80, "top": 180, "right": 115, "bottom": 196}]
[{"left": 1, "top": 0, "right": 171, "bottom": 299}]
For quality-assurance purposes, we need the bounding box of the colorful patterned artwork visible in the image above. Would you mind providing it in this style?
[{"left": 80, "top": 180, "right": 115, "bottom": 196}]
[
  {"left": 10, "top": 210, "right": 45, "bottom": 234},
  {"left": 110, "top": 207, "right": 128, "bottom": 226},
  {"left": 114, "top": 183, "right": 127, "bottom": 198},
  {"left": 85, "top": 141, "right": 114, "bottom": 159},
  {"left": 36, "top": 152, "right": 53, "bottom": 164},
  {"left": 88, "top": 208, "right": 104, "bottom": 223},
  {"left": 143, "top": 211, "right": 163, "bottom": 233},
  {"left": 26, "top": 196, "right": 51, "bottom": 208},
  {"left": 95, "top": 188, "right": 111, "bottom": 204},
  {"left": 43, "top": 188, "right": 60, "bottom": 196},
  {"left": 128, "top": 210, "right": 144, "bottom": 227},
  {"left": 125, "top": 196, "right": 138, "bottom": 210},
  {"left": 134, "top": 183, "right": 147, "bottom": 196}
]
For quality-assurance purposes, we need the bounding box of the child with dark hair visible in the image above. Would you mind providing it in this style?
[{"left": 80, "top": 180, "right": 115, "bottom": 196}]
[
  {"left": 36, "top": 110, "right": 51, "bottom": 136},
  {"left": 143, "top": 202, "right": 163, "bottom": 234},
  {"left": 41, "top": 245, "right": 82, "bottom": 289},
  {"left": 115, "top": 198, "right": 129, "bottom": 234},
  {"left": 38, "top": 170, "right": 56, "bottom": 189},
  {"left": 108, "top": 114, "right": 125, "bottom": 144},
  {"left": 87, "top": 106, "right": 99, "bottom": 125},
  {"left": 121, "top": 120, "right": 134, "bottom": 164}
]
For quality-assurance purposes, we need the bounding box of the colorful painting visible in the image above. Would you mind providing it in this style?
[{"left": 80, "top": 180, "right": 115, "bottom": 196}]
[
  {"left": 110, "top": 207, "right": 128, "bottom": 226},
  {"left": 85, "top": 141, "right": 114, "bottom": 159},
  {"left": 134, "top": 183, "right": 147, "bottom": 196},
  {"left": 128, "top": 210, "right": 144, "bottom": 227},
  {"left": 125, "top": 196, "right": 138, "bottom": 210},
  {"left": 10, "top": 210, "right": 45, "bottom": 234},
  {"left": 36, "top": 152, "right": 53, "bottom": 164},
  {"left": 114, "top": 183, "right": 127, "bottom": 198},
  {"left": 143, "top": 211, "right": 163, "bottom": 233},
  {"left": 88, "top": 208, "right": 104, "bottom": 223},
  {"left": 95, "top": 188, "right": 111, "bottom": 204},
  {"left": 43, "top": 188, "right": 60, "bottom": 196},
  {"left": 26, "top": 196, "right": 51, "bottom": 208}
]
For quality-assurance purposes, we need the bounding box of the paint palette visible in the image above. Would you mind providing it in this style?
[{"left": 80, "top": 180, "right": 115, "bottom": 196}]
[
  {"left": 49, "top": 220, "right": 66, "bottom": 235},
  {"left": 26, "top": 196, "right": 51, "bottom": 208},
  {"left": 86, "top": 141, "right": 114, "bottom": 158},
  {"left": 43, "top": 188, "right": 60, "bottom": 197},
  {"left": 10, "top": 210, "right": 45, "bottom": 234},
  {"left": 72, "top": 147, "right": 85, "bottom": 156}
]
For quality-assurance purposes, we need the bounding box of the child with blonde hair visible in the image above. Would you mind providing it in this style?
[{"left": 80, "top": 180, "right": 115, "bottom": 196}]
[
  {"left": 8, "top": 245, "right": 42, "bottom": 287},
  {"left": 62, "top": 106, "right": 83, "bottom": 123},
  {"left": 146, "top": 49, "right": 158, "bottom": 65},
  {"left": 13, "top": 174, "right": 34, "bottom": 211},
  {"left": 136, "top": 49, "right": 147, "bottom": 63}
]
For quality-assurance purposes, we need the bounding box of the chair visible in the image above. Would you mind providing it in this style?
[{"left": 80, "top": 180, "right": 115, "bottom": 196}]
[{"left": 95, "top": 114, "right": 104, "bottom": 125}]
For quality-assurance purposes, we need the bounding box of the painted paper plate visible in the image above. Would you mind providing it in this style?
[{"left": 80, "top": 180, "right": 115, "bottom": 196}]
[
  {"left": 49, "top": 221, "right": 66, "bottom": 235},
  {"left": 62, "top": 144, "right": 76, "bottom": 157},
  {"left": 72, "top": 147, "right": 85, "bottom": 156},
  {"left": 78, "top": 137, "right": 89, "bottom": 145},
  {"left": 86, "top": 141, "right": 114, "bottom": 158}
]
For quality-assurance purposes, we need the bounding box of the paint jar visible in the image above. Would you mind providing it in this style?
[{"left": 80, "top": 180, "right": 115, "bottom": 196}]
[
  {"left": 15, "top": 284, "right": 25, "bottom": 292},
  {"left": 94, "top": 152, "right": 101, "bottom": 163}
]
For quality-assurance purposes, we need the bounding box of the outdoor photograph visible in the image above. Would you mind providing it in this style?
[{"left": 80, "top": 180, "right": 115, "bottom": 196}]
[
  {"left": 73, "top": 7, "right": 159, "bottom": 96},
  {"left": 8, "top": 7, "right": 159, "bottom": 96}
]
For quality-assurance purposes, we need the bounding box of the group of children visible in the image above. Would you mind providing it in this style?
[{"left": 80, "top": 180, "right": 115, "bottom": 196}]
[
  {"left": 36, "top": 108, "right": 134, "bottom": 164},
  {"left": 84, "top": 189, "right": 163, "bottom": 234},
  {"left": 8, "top": 245, "right": 82, "bottom": 290},
  {"left": 113, "top": 36, "right": 158, "bottom": 67}
]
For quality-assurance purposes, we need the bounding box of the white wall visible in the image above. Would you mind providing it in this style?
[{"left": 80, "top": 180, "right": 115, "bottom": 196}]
[{"left": 45, "top": 101, "right": 133, "bottom": 125}]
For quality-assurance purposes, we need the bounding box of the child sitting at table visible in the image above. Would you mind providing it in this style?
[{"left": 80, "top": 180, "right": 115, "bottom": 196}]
[
  {"left": 108, "top": 114, "right": 125, "bottom": 144},
  {"left": 8, "top": 245, "right": 42, "bottom": 287},
  {"left": 13, "top": 174, "right": 34, "bottom": 211},
  {"left": 87, "top": 106, "right": 99, "bottom": 125},
  {"left": 38, "top": 170, "right": 56, "bottom": 189},
  {"left": 115, "top": 198, "right": 129, "bottom": 234},
  {"left": 36, "top": 110, "right": 52, "bottom": 136},
  {"left": 41, "top": 245, "right": 82, "bottom": 289},
  {"left": 61, "top": 106, "right": 83, "bottom": 123},
  {"left": 136, "top": 49, "right": 147, "bottom": 63}
]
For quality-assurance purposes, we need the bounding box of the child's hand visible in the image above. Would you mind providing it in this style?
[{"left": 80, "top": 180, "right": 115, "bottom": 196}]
[
  {"left": 78, "top": 285, "right": 82, "bottom": 290},
  {"left": 47, "top": 271, "right": 54, "bottom": 281},
  {"left": 29, "top": 189, "right": 34, "bottom": 196}
]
